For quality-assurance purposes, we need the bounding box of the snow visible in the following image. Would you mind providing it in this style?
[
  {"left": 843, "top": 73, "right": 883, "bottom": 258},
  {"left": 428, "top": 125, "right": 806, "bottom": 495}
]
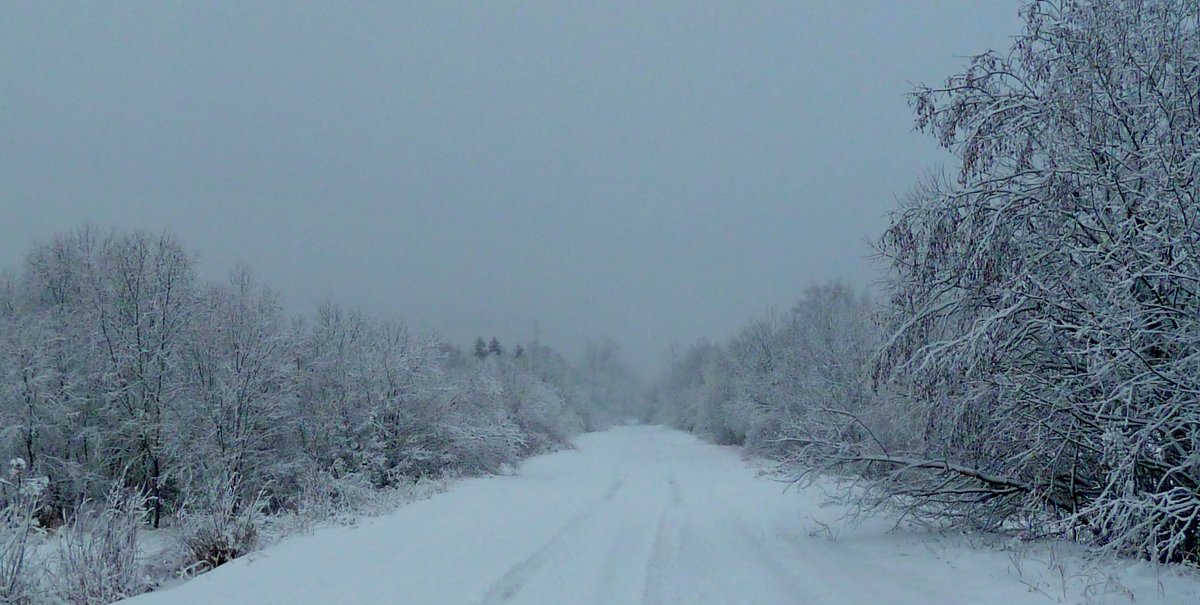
[{"left": 118, "top": 426, "right": 1200, "bottom": 605}]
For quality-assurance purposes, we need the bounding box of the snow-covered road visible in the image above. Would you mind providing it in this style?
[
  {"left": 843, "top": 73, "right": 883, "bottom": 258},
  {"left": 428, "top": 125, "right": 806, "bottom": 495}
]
[{"left": 121, "top": 426, "right": 1196, "bottom": 604}]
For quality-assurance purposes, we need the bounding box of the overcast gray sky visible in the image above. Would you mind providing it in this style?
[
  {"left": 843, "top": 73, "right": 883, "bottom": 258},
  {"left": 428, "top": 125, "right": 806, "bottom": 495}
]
[{"left": 0, "top": 2, "right": 1020, "bottom": 371}]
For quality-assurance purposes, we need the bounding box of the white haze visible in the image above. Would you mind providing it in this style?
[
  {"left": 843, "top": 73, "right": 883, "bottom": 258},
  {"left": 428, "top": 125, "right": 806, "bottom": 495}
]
[{"left": 0, "top": 2, "right": 1020, "bottom": 369}]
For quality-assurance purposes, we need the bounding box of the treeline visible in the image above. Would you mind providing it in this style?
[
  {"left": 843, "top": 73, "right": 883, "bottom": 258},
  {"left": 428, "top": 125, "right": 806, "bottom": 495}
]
[
  {"left": 0, "top": 226, "right": 641, "bottom": 602},
  {"left": 652, "top": 284, "right": 878, "bottom": 452},
  {"left": 655, "top": 0, "right": 1200, "bottom": 564}
]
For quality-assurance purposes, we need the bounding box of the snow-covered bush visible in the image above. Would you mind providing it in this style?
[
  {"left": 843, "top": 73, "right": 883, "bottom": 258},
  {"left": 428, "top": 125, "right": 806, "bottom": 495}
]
[
  {"left": 177, "top": 475, "right": 264, "bottom": 574},
  {"left": 492, "top": 363, "right": 581, "bottom": 454},
  {"left": 436, "top": 416, "right": 527, "bottom": 476},
  {"left": 53, "top": 484, "right": 150, "bottom": 604},
  {"left": 0, "top": 459, "right": 46, "bottom": 605},
  {"left": 290, "top": 466, "right": 378, "bottom": 528}
]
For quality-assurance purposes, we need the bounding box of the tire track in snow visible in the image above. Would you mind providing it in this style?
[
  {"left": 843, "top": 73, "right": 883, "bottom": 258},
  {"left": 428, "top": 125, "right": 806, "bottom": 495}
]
[
  {"left": 641, "top": 425, "right": 687, "bottom": 605},
  {"left": 641, "top": 476, "right": 686, "bottom": 605},
  {"left": 477, "top": 472, "right": 630, "bottom": 604}
]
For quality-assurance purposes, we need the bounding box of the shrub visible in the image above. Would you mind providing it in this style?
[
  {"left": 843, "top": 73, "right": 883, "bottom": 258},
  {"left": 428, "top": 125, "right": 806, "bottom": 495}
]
[
  {"left": 0, "top": 458, "right": 46, "bottom": 605},
  {"left": 177, "top": 476, "right": 264, "bottom": 574},
  {"left": 53, "top": 484, "right": 150, "bottom": 604}
]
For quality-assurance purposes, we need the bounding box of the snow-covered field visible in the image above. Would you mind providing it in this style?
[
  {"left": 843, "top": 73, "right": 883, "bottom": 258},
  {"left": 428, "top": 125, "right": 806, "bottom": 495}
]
[{"left": 118, "top": 426, "right": 1199, "bottom": 605}]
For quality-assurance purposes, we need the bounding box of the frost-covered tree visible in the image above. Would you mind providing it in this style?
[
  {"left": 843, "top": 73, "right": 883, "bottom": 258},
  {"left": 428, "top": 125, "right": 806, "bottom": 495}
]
[
  {"left": 866, "top": 0, "right": 1200, "bottom": 562},
  {"left": 654, "top": 283, "right": 878, "bottom": 453},
  {"left": 4, "top": 228, "right": 198, "bottom": 527},
  {"left": 655, "top": 340, "right": 733, "bottom": 441},
  {"left": 570, "top": 341, "right": 637, "bottom": 429},
  {"left": 0, "top": 225, "right": 647, "bottom": 582},
  {"left": 289, "top": 304, "right": 378, "bottom": 478},
  {"left": 179, "top": 269, "right": 293, "bottom": 505},
  {"left": 11, "top": 230, "right": 106, "bottom": 516},
  {"left": 88, "top": 231, "right": 196, "bottom": 527}
]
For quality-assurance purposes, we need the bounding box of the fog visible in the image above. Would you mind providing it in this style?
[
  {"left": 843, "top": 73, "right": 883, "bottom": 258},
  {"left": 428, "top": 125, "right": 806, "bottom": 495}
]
[{"left": 0, "top": 2, "right": 1020, "bottom": 370}]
